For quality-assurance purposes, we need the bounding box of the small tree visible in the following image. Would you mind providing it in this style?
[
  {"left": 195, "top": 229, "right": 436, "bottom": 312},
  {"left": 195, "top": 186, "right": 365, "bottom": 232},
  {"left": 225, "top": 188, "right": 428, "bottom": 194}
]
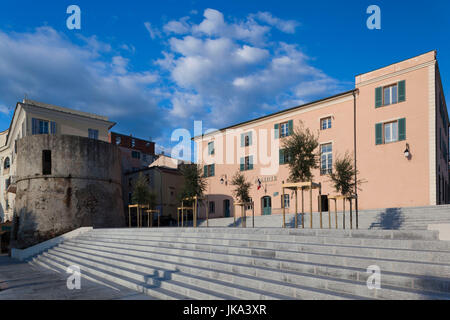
[
  {"left": 131, "top": 172, "right": 157, "bottom": 208},
  {"left": 178, "top": 164, "right": 207, "bottom": 204},
  {"left": 230, "top": 171, "right": 252, "bottom": 203},
  {"left": 328, "top": 152, "right": 361, "bottom": 196},
  {"left": 282, "top": 121, "right": 319, "bottom": 182}
]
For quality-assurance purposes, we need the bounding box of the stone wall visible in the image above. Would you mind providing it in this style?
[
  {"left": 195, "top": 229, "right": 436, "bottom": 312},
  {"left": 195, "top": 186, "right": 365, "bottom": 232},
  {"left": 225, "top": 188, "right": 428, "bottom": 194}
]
[{"left": 11, "top": 134, "right": 125, "bottom": 249}]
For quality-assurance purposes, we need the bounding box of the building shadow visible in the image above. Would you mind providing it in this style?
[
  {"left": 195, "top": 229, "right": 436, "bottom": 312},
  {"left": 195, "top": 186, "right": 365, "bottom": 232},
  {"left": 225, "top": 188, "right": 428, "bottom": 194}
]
[{"left": 369, "top": 208, "right": 405, "bottom": 230}]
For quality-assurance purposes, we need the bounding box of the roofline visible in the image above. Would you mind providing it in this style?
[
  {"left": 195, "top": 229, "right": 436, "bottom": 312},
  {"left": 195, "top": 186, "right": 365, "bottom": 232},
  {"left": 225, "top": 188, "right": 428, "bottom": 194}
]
[
  {"left": 192, "top": 89, "right": 357, "bottom": 140},
  {"left": 124, "top": 165, "right": 181, "bottom": 176},
  {"left": 354, "top": 49, "right": 437, "bottom": 77},
  {"left": 110, "top": 131, "right": 154, "bottom": 144},
  {"left": 3, "top": 100, "right": 116, "bottom": 146}
]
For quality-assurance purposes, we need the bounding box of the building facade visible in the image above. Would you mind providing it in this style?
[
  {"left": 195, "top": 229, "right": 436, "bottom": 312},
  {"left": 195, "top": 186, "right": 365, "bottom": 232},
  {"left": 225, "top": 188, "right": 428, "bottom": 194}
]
[
  {"left": 124, "top": 155, "right": 185, "bottom": 224},
  {"left": 109, "top": 131, "right": 156, "bottom": 173},
  {"left": 0, "top": 99, "right": 125, "bottom": 248},
  {"left": 194, "top": 51, "right": 449, "bottom": 219}
]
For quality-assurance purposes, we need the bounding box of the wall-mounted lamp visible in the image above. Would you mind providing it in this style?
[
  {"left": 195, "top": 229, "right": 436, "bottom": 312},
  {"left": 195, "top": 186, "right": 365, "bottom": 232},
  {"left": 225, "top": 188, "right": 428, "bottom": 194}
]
[
  {"left": 404, "top": 143, "right": 410, "bottom": 158},
  {"left": 220, "top": 174, "right": 227, "bottom": 185}
]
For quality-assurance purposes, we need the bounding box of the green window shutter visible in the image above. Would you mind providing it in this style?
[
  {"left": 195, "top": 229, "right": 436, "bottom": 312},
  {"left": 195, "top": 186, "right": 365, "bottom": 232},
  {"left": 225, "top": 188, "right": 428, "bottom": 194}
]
[
  {"left": 274, "top": 124, "right": 279, "bottom": 139},
  {"left": 398, "top": 118, "right": 406, "bottom": 141},
  {"left": 241, "top": 133, "right": 245, "bottom": 147},
  {"left": 398, "top": 80, "right": 406, "bottom": 102},
  {"left": 288, "top": 120, "right": 293, "bottom": 136},
  {"left": 240, "top": 157, "right": 245, "bottom": 171},
  {"left": 203, "top": 165, "right": 208, "bottom": 177},
  {"left": 375, "top": 123, "right": 383, "bottom": 145},
  {"left": 248, "top": 132, "right": 252, "bottom": 146},
  {"left": 375, "top": 87, "right": 382, "bottom": 108},
  {"left": 279, "top": 149, "right": 285, "bottom": 165},
  {"left": 248, "top": 156, "right": 253, "bottom": 170},
  {"left": 210, "top": 164, "right": 215, "bottom": 176}
]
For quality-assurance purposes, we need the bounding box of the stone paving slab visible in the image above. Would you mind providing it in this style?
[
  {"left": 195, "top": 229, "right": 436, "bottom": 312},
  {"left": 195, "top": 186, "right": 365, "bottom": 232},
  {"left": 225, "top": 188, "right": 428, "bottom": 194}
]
[{"left": 0, "top": 254, "right": 153, "bottom": 300}]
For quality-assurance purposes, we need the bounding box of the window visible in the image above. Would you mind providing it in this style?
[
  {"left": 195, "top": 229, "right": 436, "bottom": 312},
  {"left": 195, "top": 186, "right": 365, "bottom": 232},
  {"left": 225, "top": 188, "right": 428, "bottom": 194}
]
[
  {"left": 115, "top": 136, "right": 121, "bottom": 145},
  {"left": 4, "top": 157, "right": 10, "bottom": 169},
  {"left": 88, "top": 129, "right": 98, "bottom": 140},
  {"left": 129, "top": 178, "right": 132, "bottom": 187},
  {"left": 280, "top": 122, "right": 289, "bottom": 138},
  {"left": 375, "top": 80, "right": 405, "bottom": 108},
  {"left": 143, "top": 154, "right": 147, "bottom": 162},
  {"left": 283, "top": 194, "right": 290, "bottom": 208},
  {"left": 204, "top": 164, "right": 215, "bottom": 177},
  {"left": 240, "top": 156, "right": 253, "bottom": 171},
  {"left": 209, "top": 201, "right": 215, "bottom": 214},
  {"left": 208, "top": 141, "right": 214, "bottom": 155},
  {"left": 42, "top": 150, "right": 51, "bottom": 175},
  {"left": 375, "top": 118, "right": 406, "bottom": 145},
  {"left": 320, "top": 117, "right": 332, "bottom": 130},
  {"left": 384, "top": 121, "right": 398, "bottom": 143},
  {"left": 279, "top": 149, "right": 291, "bottom": 165},
  {"left": 32, "top": 118, "right": 56, "bottom": 135},
  {"left": 320, "top": 143, "right": 332, "bottom": 175},
  {"left": 241, "top": 132, "right": 252, "bottom": 147},
  {"left": 131, "top": 151, "right": 141, "bottom": 159},
  {"left": 131, "top": 139, "right": 136, "bottom": 147},
  {"left": 383, "top": 84, "right": 398, "bottom": 106}
]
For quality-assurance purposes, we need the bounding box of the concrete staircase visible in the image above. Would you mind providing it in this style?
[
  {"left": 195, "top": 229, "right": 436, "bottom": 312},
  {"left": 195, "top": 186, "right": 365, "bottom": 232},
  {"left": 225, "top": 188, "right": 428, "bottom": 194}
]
[
  {"left": 197, "top": 204, "right": 450, "bottom": 230},
  {"left": 29, "top": 227, "right": 450, "bottom": 300}
]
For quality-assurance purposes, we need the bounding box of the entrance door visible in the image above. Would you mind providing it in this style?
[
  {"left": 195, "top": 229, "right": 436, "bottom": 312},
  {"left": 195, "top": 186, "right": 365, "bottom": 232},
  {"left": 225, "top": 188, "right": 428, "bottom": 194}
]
[
  {"left": 262, "top": 196, "right": 272, "bottom": 215},
  {"left": 223, "top": 199, "right": 230, "bottom": 217}
]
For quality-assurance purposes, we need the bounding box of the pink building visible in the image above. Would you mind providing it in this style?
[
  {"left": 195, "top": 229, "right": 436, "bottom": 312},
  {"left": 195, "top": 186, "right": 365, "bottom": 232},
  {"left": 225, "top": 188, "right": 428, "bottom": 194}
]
[{"left": 193, "top": 51, "right": 449, "bottom": 219}]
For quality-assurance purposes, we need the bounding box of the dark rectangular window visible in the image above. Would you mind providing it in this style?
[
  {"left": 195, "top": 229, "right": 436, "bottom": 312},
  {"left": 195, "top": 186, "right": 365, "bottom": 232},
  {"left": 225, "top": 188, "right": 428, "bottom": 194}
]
[
  {"left": 42, "top": 150, "right": 52, "bottom": 175},
  {"left": 88, "top": 129, "right": 99, "bottom": 140},
  {"left": 209, "top": 201, "right": 215, "bottom": 214},
  {"left": 131, "top": 150, "right": 141, "bottom": 159}
]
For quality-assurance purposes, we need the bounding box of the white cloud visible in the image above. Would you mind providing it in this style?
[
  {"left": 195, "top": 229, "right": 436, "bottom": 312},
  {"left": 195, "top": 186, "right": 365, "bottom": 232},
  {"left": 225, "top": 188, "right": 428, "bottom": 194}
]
[
  {"left": 144, "top": 22, "right": 161, "bottom": 40},
  {"left": 252, "top": 11, "right": 299, "bottom": 34},
  {"left": 155, "top": 9, "right": 343, "bottom": 129},
  {"left": 0, "top": 26, "right": 167, "bottom": 141}
]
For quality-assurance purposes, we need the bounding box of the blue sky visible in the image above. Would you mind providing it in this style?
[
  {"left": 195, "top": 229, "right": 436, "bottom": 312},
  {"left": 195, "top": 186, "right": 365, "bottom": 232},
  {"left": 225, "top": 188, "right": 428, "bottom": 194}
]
[{"left": 0, "top": 0, "right": 449, "bottom": 158}]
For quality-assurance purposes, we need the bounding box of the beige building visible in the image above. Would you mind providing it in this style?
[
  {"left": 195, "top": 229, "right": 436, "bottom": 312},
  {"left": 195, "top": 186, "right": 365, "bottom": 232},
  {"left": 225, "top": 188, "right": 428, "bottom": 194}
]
[
  {"left": 194, "top": 51, "right": 449, "bottom": 219},
  {"left": 124, "top": 155, "right": 185, "bottom": 224},
  {"left": 0, "top": 99, "right": 116, "bottom": 222}
]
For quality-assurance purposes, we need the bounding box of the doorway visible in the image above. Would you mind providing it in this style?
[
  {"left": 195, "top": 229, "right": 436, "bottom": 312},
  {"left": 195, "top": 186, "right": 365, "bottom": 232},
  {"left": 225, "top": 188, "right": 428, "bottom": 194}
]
[
  {"left": 261, "top": 196, "right": 271, "bottom": 215},
  {"left": 223, "top": 199, "right": 230, "bottom": 217}
]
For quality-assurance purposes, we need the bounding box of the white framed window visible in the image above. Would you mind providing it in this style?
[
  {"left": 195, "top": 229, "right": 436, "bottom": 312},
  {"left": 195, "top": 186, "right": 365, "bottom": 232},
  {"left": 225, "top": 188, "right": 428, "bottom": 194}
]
[
  {"left": 280, "top": 122, "right": 289, "bottom": 138},
  {"left": 116, "top": 136, "right": 121, "bottom": 145},
  {"left": 384, "top": 121, "right": 398, "bottom": 143},
  {"left": 320, "top": 117, "right": 332, "bottom": 130},
  {"left": 320, "top": 143, "right": 332, "bottom": 175},
  {"left": 208, "top": 141, "right": 214, "bottom": 155},
  {"left": 383, "top": 84, "right": 398, "bottom": 106},
  {"left": 131, "top": 139, "right": 136, "bottom": 147}
]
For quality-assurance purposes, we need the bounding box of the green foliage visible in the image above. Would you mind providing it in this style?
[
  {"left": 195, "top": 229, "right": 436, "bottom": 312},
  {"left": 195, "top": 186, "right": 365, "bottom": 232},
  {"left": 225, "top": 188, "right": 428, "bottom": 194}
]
[
  {"left": 131, "top": 172, "right": 157, "bottom": 208},
  {"left": 328, "top": 152, "right": 359, "bottom": 196},
  {"left": 230, "top": 171, "right": 252, "bottom": 203},
  {"left": 179, "top": 164, "right": 207, "bottom": 205},
  {"left": 282, "top": 121, "right": 319, "bottom": 182}
]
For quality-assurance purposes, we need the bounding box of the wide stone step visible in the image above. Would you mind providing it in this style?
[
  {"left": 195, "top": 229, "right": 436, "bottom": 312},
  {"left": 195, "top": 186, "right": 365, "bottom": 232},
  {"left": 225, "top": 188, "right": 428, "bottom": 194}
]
[
  {"left": 89, "top": 230, "right": 450, "bottom": 251},
  {"left": 50, "top": 244, "right": 357, "bottom": 300},
  {"left": 40, "top": 250, "right": 242, "bottom": 300},
  {"left": 32, "top": 254, "right": 188, "bottom": 300},
  {"left": 62, "top": 239, "right": 450, "bottom": 297},
  {"left": 56, "top": 242, "right": 450, "bottom": 299},
  {"left": 93, "top": 227, "right": 440, "bottom": 241},
  {"left": 76, "top": 234, "right": 450, "bottom": 264},
  {"left": 68, "top": 238, "right": 450, "bottom": 278}
]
